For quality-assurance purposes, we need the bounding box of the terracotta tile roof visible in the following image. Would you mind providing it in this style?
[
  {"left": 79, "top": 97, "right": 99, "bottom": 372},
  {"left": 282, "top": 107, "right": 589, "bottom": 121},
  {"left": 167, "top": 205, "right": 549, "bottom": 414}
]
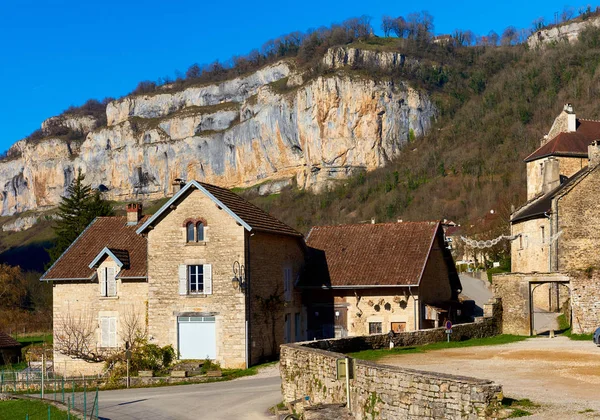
[
  {"left": 199, "top": 183, "right": 301, "bottom": 237},
  {"left": 511, "top": 166, "right": 590, "bottom": 223},
  {"left": 304, "top": 221, "right": 440, "bottom": 287},
  {"left": 42, "top": 216, "right": 149, "bottom": 281},
  {"left": 138, "top": 181, "right": 301, "bottom": 238},
  {"left": 525, "top": 119, "right": 600, "bottom": 162},
  {"left": 0, "top": 332, "right": 21, "bottom": 348}
]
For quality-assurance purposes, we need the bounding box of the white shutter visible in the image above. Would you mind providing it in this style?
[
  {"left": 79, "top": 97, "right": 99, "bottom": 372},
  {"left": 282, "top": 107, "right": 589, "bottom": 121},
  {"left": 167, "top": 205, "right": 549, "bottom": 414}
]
[
  {"left": 178, "top": 265, "right": 188, "bottom": 295},
  {"left": 100, "top": 318, "right": 109, "bottom": 347},
  {"left": 109, "top": 317, "right": 117, "bottom": 348},
  {"left": 107, "top": 267, "right": 117, "bottom": 297},
  {"left": 99, "top": 268, "right": 107, "bottom": 297},
  {"left": 203, "top": 264, "right": 212, "bottom": 295}
]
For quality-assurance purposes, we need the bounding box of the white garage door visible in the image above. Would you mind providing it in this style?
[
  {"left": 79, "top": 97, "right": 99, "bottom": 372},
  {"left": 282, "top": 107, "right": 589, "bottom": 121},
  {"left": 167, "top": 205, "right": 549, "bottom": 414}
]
[{"left": 178, "top": 316, "right": 216, "bottom": 360}]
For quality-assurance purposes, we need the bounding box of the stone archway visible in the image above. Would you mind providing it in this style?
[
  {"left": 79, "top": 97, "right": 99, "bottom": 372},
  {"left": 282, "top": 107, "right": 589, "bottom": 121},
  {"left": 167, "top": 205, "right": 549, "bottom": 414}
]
[{"left": 529, "top": 281, "right": 570, "bottom": 335}]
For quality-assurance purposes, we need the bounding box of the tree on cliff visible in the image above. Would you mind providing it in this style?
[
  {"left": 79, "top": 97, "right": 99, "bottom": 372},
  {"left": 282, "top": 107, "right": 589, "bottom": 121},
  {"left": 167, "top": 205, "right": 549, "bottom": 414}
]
[{"left": 47, "top": 169, "right": 113, "bottom": 266}]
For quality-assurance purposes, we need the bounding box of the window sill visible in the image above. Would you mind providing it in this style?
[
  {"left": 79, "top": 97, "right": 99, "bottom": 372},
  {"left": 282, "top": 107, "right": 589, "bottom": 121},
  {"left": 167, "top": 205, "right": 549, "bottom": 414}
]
[
  {"left": 185, "top": 242, "right": 207, "bottom": 246},
  {"left": 183, "top": 293, "right": 209, "bottom": 298},
  {"left": 100, "top": 296, "right": 119, "bottom": 300}
]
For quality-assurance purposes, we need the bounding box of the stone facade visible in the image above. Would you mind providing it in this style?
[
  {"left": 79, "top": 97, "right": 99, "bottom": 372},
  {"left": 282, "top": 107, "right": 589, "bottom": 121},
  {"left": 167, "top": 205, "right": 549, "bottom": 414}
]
[
  {"left": 570, "top": 270, "right": 600, "bottom": 334},
  {"left": 52, "top": 258, "right": 148, "bottom": 376},
  {"left": 510, "top": 218, "right": 550, "bottom": 273},
  {"left": 526, "top": 157, "right": 587, "bottom": 200},
  {"left": 248, "top": 232, "right": 305, "bottom": 365},
  {"left": 554, "top": 166, "right": 600, "bottom": 271},
  {"left": 280, "top": 303, "right": 503, "bottom": 420},
  {"left": 492, "top": 273, "right": 569, "bottom": 336}
]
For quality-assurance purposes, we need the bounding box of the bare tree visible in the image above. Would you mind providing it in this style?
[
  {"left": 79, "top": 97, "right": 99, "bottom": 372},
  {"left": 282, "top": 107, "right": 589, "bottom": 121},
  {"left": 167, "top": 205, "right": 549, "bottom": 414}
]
[
  {"left": 561, "top": 6, "right": 575, "bottom": 23},
  {"left": 487, "top": 30, "right": 500, "bottom": 46},
  {"left": 391, "top": 16, "right": 407, "bottom": 38},
  {"left": 121, "top": 305, "right": 146, "bottom": 347},
  {"left": 185, "top": 63, "right": 201, "bottom": 79},
  {"left": 381, "top": 15, "right": 394, "bottom": 37},
  {"left": 501, "top": 26, "right": 518, "bottom": 46},
  {"left": 54, "top": 309, "right": 109, "bottom": 363},
  {"left": 532, "top": 17, "right": 546, "bottom": 32}
]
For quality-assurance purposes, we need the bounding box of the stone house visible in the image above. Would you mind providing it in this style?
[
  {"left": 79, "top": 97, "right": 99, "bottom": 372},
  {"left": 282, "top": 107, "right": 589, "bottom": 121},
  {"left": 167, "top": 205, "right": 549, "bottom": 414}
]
[
  {"left": 302, "top": 221, "right": 462, "bottom": 338},
  {"left": 42, "top": 181, "right": 305, "bottom": 375},
  {"left": 495, "top": 104, "right": 600, "bottom": 334}
]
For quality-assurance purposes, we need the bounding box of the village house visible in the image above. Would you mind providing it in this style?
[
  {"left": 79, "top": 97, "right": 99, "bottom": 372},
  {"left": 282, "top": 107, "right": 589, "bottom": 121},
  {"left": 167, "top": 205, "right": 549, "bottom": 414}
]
[
  {"left": 42, "top": 180, "right": 305, "bottom": 376},
  {"left": 301, "top": 221, "right": 462, "bottom": 339},
  {"left": 495, "top": 104, "right": 600, "bottom": 335}
]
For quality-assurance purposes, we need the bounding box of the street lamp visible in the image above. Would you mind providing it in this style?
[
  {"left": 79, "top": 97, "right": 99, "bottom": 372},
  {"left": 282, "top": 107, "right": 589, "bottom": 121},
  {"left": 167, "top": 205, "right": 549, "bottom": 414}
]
[{"left": 231, "top": 261, "right": 246, "bottom": 293}]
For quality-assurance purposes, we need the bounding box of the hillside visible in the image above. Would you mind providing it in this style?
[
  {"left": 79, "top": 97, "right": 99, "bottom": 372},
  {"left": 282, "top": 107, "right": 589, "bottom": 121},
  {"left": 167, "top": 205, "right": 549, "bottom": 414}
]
[{"left": 5, "top": 19, "right": 600, "bottom": 271}]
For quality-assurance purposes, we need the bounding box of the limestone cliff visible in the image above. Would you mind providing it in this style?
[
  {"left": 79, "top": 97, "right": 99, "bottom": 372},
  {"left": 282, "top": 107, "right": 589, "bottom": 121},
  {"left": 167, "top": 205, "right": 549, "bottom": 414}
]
[
  {"left": 0, "top": 48, "right": 436, "bottom": 216},
  {"left": 528, "top": 16, "right": 600, "bottom": 48}
]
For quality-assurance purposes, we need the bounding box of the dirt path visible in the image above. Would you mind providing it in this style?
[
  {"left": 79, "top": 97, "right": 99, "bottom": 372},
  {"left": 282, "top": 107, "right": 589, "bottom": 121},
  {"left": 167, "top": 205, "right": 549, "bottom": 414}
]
[{"left": 380, "top": 337, "right": 600, "bottom": 418}]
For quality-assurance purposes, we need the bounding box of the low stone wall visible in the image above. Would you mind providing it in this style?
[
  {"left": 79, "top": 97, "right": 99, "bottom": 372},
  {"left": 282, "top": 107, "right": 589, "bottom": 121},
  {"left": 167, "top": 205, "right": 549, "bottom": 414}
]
[{"left": 280, "top": 300, "right": 503, "bottom": 419}]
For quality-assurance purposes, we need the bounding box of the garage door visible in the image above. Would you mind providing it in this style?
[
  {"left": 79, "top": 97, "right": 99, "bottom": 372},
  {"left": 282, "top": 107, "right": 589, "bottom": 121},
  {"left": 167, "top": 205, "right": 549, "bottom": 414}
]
[{"left": 178, "top": 316, "right": 216, "bottom": 360}]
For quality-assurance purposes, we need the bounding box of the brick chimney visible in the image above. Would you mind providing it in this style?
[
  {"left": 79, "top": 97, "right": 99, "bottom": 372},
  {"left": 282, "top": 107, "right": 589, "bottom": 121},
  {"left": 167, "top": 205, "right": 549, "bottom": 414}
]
[
  {"left": 589, "top": 140, "right": 600, "bottom": 169},
  {"left": 565, "top": 103, "right": 576, "bottom": 132},
  {"left": 126, "top": 203, "right": 143, "bottom": 225},
  {"left": 542, "top": 157, "right": 560, "bottom": 194}
]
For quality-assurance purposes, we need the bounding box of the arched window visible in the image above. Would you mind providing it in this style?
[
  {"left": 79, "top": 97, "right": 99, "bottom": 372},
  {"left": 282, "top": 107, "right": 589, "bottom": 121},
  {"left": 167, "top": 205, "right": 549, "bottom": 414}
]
[
  {"left": 196, "top": 222, "right": 204, "bottom": 242},
  {"left": 186, "top": 222, "right": 194, "bottom": 242}
]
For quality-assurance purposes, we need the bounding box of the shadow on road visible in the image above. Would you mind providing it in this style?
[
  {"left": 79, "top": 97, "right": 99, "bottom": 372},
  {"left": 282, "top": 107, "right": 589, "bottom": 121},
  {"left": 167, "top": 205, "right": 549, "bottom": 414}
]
[{"left": 118, "top": 398, "right": 148, "bottom": 406}]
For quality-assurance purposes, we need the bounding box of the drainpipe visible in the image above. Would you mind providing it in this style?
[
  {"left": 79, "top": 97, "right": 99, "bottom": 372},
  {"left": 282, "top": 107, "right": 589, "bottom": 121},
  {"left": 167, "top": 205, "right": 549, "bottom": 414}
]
[
  {"left": 409, "top": 286, "right": 418, "bottom": 331},
  {"left": 245, "top": 231, "right": 252, "bottom": 369},
  {"left": 544, "top": 211, "right": 552, "bottom": 273}
]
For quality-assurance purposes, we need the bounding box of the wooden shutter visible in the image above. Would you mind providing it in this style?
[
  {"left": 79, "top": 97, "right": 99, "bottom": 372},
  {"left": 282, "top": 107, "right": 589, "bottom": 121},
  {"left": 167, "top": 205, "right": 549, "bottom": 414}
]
[
  {"left": 284, "top": 268, "right": 292, "bottom": 301},
  {"left": 178, "top": 265, "right": 188, "bottom": 295},
  {"left": 100, "top": 318, "right": 109, "bottom": 347},
  {"left": 203, "top": 264, "right": 212, "bottom": 295},
  {"left": 109, "top": 317, "right": 117, "bottom": 347},
  {"left": 99, "top": 268, "right": 107, "bottom": 297},
  {"left": 107, "top": 267, "right": 117, "bottom": 297}
]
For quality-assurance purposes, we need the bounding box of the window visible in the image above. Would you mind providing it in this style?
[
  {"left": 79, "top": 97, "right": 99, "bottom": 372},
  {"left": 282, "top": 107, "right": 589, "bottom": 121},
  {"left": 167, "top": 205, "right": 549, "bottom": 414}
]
[
  {"left": 284, "top": 314, "right": 291, "bottom": 343},
  {"left": 283, "top": 267, "right": 292, "bottom": 301},
  {"left": 368, "top": 322, "right": 382, "bottom": 335},
  {"left": 100, "top": 266, "right": 117, "bottom": 297},
  {"left": 541, "top": 226, "right": 545, "bottom": 244},
  {"left": 196, "top": 222, "right": 204, "bottom": 242},
  {"left": 179, "top": 264, "right": 212, "bottom": 295},
  {"left": 100, "top": 317, "right": 117, "bottom": 347},
  {"left": 391, "top": 322, "right": 406, "bottom": 333},
  {"left": 186, "top": 220, "right": 206, "bottom": 243},
  {"left": 188, "top": 265, "right": 204, "bottom": 294}
]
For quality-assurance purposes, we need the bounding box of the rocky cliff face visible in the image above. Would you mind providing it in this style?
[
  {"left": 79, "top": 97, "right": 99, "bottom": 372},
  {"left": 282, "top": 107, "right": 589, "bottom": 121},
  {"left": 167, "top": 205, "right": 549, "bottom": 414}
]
[
  {"left": 528, "top": 16, "right": 600, "bottom": 48},
  {"left": 0, "top": 47, "right": 436, "bottom": 216}
]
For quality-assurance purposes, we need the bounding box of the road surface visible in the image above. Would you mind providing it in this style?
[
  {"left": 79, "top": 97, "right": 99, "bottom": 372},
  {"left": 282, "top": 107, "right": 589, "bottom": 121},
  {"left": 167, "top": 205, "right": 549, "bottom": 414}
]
[
  {"left": 98, "top": 375, "right": 281, "bottom": 420},
  {"left": 458, "top": 274, "right": 493, "bottom": 315}
]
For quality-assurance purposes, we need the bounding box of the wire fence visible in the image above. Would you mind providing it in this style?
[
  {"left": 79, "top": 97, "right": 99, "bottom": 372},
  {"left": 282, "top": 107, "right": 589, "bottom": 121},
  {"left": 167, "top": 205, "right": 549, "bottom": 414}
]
[{"left": 0, "top": 369, "right": 99, "bottom": 420}]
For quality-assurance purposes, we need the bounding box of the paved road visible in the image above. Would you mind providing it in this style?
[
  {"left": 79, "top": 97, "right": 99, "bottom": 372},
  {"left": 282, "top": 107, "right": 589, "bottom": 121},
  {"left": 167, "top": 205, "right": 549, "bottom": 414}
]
[
  {"left": 459, "top": 274, "right": 493, "bottom": 314},
  {"left": 98, "top": 376, "right": 281, "bottom": 420}
]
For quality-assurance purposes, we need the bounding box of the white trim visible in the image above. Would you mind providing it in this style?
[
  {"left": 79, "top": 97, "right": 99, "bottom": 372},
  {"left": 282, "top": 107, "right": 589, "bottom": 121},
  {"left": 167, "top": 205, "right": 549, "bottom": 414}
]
[
  {"left": 88, "top": 247, "right": 125, "bottom": 269},
  {"left": 136, "top": 181, "right": 252, "bottom": 234}
]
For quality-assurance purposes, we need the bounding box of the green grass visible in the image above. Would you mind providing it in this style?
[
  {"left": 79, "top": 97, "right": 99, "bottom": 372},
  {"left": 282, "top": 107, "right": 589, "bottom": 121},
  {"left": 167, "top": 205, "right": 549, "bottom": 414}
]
[
  {"left": 502, "top": 398, "right": 539, "bottom": 418},
  {"left": 16, "top": 333, "right": 53, "bottom": 345},
  {"left": 557, "top": 314, "right": 594, "bottom": 341},
  {"left": 0, "top": 398, "right": 78, "bottom": 419},
  {"left": 348, "top": 335, "right": 528, "bottom": 361}
]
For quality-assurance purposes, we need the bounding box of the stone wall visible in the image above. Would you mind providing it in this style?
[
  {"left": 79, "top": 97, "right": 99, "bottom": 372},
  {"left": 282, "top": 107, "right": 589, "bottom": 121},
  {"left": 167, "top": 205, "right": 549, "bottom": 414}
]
[
  {"left": 555, "top": 166, "right": 600, "bottom": 271},
  {"left": 570, "top": 270, "right": 600, "bottom": 334},
  {"left": 510, "top": 218, "right": 550, "bottom": 273},
  {"left": 280, "top": 303, "right": 503, "bottom": 420},
  {"left": 248, "top": 231, "right": 305, "bottom": 365}
]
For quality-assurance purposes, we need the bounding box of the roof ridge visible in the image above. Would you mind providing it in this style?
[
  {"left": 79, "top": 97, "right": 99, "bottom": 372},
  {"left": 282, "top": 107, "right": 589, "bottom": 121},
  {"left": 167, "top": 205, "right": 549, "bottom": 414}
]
[
  {"left": 578, "top": 118, "right": 600, "bottom": 122},
  {"left": 313, "top": 220, "right": 440, "bottom": 228}
]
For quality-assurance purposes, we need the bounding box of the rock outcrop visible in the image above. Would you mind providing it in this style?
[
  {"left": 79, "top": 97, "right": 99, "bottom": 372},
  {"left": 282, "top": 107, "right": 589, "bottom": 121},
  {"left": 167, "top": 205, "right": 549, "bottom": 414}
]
[
  {"left": 528, "top": 16, "right": 600, "bottom": 48},
  {"left": 0, "top": 49, "right": 436, "bottom": 216}
]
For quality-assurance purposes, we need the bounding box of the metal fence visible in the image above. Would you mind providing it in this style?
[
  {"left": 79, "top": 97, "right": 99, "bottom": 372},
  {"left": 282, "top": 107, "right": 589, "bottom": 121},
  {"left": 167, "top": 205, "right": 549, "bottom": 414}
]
[{"left": 0, "top": 369, "right": 99, "bottom": 419}]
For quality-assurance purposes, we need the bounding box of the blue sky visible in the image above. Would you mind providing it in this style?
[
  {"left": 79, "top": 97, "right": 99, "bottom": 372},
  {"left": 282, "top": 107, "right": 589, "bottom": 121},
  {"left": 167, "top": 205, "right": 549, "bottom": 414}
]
[{"left": 0, "top": 0, "right": 590, "bottom": 151}]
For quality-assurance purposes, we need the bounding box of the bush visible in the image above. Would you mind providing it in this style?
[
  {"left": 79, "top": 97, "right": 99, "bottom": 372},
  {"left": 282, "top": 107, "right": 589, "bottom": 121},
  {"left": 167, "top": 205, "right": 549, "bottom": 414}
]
[{"left": 105, "top": 337, "right": 176, "bottom": 380}]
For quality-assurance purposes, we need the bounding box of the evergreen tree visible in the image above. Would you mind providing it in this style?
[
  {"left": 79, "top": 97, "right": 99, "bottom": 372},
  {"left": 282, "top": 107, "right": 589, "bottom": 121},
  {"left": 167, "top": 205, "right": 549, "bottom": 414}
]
[{"left": 47, "top": 169, "right": 114, "bottom": 265}]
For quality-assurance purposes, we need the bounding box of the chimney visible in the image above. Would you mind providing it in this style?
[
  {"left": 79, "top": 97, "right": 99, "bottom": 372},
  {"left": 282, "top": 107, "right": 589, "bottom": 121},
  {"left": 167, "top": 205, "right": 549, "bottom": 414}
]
[
  {"left": 172, "top": 178, "right": 185, "bottom": 195},
  {"left": 564, "top": 103, "right": 576, "bottom": 132},
  {"left": 588, "top": 140, "right": 600, "bottom": 168},
  {"left": 542, "top": 157, "right": 560, "bottom": 193},
  {"left": 126, "top": 203, "right": 143, "bottom": 225},
  {"left": 371, "top": 217, "right": 376, "bottom": 224}
]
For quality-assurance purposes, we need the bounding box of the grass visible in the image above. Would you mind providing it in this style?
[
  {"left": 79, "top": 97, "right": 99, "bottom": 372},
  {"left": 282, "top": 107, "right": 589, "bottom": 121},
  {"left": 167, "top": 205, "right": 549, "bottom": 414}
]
[
  {"left": 348, "top": 335, "right": 528, "bottom": 361},
  {"left": 557, "top": 314, "right": 594, "bottom": 341},
  {"left": 502, "top": 397, "right": 539, "bottom": 418},
  {"left": 16, "top": 333, "right": 53, "bottom": 345},
  {"left": 0, "top": 398, "right": 78, "bottom": 419}
]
